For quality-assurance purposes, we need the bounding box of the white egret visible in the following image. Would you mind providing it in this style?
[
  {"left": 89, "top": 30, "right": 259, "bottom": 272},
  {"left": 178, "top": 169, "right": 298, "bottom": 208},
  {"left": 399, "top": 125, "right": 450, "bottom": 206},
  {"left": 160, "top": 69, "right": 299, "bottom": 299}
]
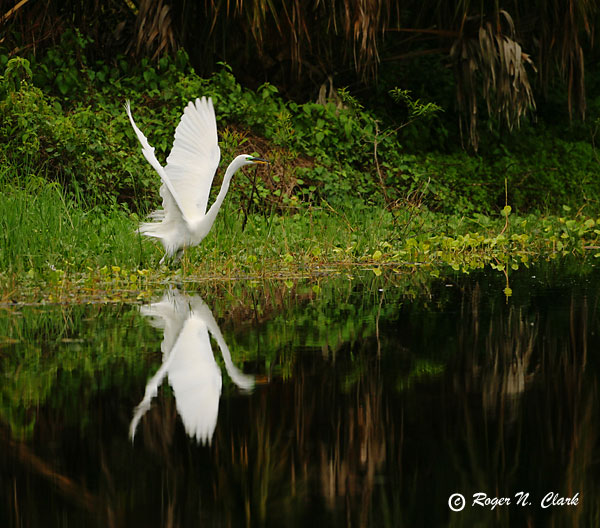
[
  {"left": 130, "top": 289, "right": 255, "bottom": 444},
  {"left": 125, "top": 97, "right": 268, "bottom": 263}
]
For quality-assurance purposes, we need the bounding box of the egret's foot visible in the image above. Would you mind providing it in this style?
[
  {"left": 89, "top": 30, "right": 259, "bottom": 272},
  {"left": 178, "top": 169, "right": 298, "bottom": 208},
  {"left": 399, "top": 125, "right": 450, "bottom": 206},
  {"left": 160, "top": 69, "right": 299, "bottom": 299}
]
[{"left": 159, "top": 250, "right": 183, "bottom": 268}]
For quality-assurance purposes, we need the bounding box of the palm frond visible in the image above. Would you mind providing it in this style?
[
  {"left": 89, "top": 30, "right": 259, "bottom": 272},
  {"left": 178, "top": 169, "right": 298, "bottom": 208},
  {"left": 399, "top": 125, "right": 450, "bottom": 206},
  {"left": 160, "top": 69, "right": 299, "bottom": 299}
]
[
  {"left": 450, "top": 10, "right": 536, "bottom": 150},
  {"left": 129, "top": 0, "right": 177, "bottom": 60}
]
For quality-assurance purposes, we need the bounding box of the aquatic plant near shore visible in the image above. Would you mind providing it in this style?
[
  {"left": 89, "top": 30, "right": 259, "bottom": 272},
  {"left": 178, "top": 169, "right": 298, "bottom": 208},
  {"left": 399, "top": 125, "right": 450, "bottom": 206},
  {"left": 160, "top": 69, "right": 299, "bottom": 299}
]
[{"left": 2, "top": 179, "right": 600, "bottom": 304}]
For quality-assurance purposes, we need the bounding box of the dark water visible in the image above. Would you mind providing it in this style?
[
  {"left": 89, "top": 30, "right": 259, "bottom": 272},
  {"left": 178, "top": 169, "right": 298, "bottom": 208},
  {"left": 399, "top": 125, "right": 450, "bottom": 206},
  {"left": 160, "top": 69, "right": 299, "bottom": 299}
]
[{"left": 2, "top": 267, "right": 600, "bottom": 527}]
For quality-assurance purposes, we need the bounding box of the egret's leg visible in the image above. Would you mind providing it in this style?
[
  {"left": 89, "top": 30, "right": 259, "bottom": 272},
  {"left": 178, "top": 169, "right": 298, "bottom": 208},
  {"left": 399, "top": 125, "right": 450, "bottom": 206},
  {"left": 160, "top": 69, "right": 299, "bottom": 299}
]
[{"left": 160, "top": 249, "right": 183, "bottom": 269}]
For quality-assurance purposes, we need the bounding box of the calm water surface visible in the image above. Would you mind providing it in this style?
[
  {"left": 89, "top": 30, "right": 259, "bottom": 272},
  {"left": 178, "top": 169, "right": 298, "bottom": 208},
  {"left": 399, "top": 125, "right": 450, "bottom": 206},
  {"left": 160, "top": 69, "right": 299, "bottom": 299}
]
[{"left": 2, "top": 267, "right": 600, "bottom": 526}]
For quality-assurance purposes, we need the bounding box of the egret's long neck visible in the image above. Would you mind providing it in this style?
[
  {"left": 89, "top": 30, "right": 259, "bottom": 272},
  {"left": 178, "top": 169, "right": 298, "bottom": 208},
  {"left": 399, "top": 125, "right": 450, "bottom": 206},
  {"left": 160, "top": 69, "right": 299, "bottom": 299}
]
[{"left": 204, "top": 157, "right": 246, "bottom": 226}]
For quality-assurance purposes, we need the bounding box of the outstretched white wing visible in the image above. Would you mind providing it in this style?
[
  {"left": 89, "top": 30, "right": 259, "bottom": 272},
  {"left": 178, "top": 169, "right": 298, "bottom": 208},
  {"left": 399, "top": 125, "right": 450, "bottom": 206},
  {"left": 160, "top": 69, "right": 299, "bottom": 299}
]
[
  {"left": 125, "top": 97, "right": 221, "bottom": 223},
  {"left": 165, "top": 97, "right": 221, "bottom": 219},
  {"left": 167, "top": 317, "right": 222, "bottom": 444},
  {"left": 125, "top": 100, "right": 190, "bottom": 223},
  {"left": 140, "top": 289, "right": 191, "bottom": 357},
  {"left": 130, "top": 291, "right": 189, "bottom": 442}
]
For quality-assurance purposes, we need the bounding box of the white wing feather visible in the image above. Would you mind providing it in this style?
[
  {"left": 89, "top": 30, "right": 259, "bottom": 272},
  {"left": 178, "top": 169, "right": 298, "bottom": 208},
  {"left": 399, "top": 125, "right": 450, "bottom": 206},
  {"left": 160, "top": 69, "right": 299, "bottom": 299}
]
[
  {"left": 125, "top": 97, "right": 221, "bottom": 223},
  {"left": 167, "top": 317, "right": 222, "bottom": 444},
  {"left": 165, "top": 97, "right": 221, "bottom": 219},
  {"left": 125, "top": 100, "right": 191, "bottom": 223},
  {"left": 131, "top": 291, "right": 253, "bottom": 444}
]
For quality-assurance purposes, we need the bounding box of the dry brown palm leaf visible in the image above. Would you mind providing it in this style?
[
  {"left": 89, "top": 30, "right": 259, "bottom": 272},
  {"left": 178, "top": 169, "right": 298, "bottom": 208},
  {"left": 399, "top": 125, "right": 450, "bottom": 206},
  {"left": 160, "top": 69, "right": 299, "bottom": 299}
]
[
  {"left": 202, "top": 0, "right": 390, "bottom": 79},
  {"left": 450, "top": 10, "right": 536, "bottom": 151},
  {"left": 342, "top": 0, "right": 389, "bottom": 77},
  {"left": 129, "top": 0, "right": 177, "bottom": 60},
  {"left": 538, "top": 0, "right": 593, "bottom": 119}
]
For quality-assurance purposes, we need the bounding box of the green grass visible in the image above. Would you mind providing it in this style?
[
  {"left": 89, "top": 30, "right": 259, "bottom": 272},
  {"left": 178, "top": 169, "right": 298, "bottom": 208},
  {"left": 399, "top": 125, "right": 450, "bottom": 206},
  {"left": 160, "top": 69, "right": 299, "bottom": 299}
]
[
  {"left": 0, "top": 179, "right": 395, "bottom": 280},
  {"left": 0, "top": 182, "right": 150, "bottom": 273},
  {"left": 2, "top": 52, "right": 600, "bottom": 306},
  {"left": 2, "top": 175, "right": 600, "bottom": 304}
]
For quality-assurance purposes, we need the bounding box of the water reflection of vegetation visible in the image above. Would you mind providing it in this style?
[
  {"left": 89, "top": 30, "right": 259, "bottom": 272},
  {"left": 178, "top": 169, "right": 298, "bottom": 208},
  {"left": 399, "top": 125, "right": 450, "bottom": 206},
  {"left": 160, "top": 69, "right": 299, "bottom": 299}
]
[
  {"left": 0, "top": 274, "right": 422, "bottom": 439},
  {"left": 426, "top": 278, "right": 600, "bottom": 527},
  {"left": 2, "top": 268, "right": 600, "bottom": 526},
  {"left": 0, "top": 304, "right": 157, "bottom": 439}
]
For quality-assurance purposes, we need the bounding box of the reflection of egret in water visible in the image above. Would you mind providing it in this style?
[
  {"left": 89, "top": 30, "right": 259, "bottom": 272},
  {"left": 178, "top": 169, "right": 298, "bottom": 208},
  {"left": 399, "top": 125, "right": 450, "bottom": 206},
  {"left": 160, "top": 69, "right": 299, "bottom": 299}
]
[{"left": 130, "top": 289, "right": 255, "bottom": 444}]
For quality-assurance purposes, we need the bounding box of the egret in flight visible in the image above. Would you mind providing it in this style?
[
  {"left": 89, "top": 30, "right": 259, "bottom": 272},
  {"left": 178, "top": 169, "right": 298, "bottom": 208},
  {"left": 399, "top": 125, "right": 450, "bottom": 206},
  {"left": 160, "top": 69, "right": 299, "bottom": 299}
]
[{"left": 126, "top": 97, "right": 268, "bottom": 263}]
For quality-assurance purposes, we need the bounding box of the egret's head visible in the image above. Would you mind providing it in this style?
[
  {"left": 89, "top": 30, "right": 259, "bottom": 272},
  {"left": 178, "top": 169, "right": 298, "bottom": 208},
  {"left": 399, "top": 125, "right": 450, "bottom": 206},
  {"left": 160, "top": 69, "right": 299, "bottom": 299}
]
[{"left": 227, "top": 155, "right": 269, "bottom": 177}]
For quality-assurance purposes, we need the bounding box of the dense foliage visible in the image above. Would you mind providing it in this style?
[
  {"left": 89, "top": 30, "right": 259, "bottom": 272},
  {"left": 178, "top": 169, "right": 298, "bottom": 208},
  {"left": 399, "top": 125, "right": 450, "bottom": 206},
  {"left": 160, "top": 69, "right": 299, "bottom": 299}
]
[
  {"left": 1, "top": 32, "right": 599, "bottom": 217},
  {"left": 1, "top": 23, "right": 600, "bottom": 288},
  {"left": 3, "top": 0, "right": 599, "bottom": 149}
]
